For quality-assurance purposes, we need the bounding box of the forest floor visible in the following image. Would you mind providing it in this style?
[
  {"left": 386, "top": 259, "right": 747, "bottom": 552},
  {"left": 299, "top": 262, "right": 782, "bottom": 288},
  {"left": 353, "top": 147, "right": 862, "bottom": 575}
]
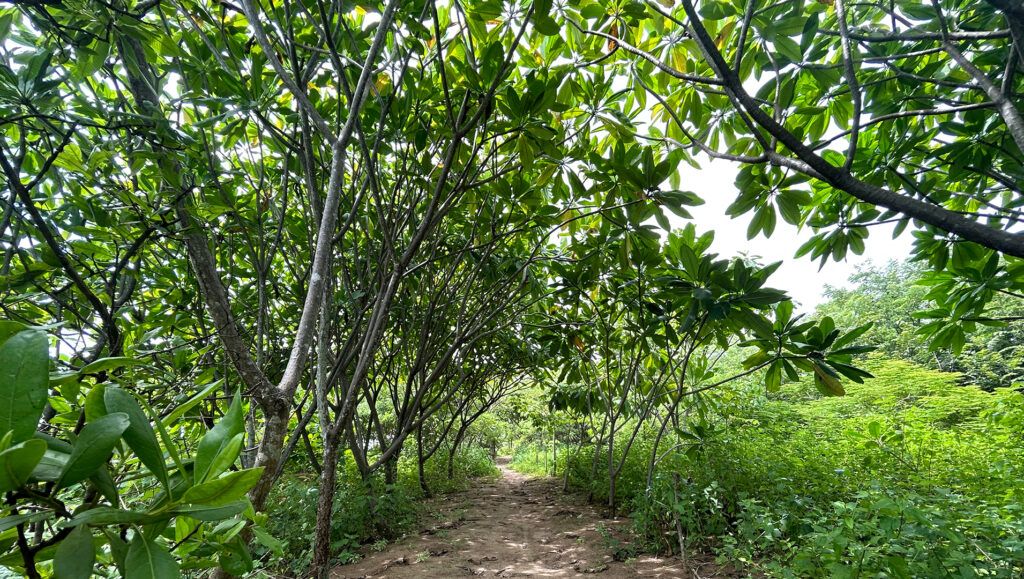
[{"left": 332, "top": 459, "right": 744, "bottom": 578}]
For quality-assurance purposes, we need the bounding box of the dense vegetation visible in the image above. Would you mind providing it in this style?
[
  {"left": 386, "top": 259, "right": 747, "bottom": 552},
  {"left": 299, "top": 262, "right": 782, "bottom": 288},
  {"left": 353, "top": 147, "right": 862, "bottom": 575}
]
[
  {"left": 513, "top": 340, "right": 1024, "bottom": 576},
  {"left": 1, "top": 0, "right": 1023, "bottom": 576}
]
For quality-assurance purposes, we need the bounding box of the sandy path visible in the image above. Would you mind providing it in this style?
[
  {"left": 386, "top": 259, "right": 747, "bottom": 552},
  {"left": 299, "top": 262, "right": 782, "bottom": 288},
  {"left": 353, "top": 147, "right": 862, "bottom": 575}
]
[{"left": 332, "top": 461, "right": 740, "bottom": 578}]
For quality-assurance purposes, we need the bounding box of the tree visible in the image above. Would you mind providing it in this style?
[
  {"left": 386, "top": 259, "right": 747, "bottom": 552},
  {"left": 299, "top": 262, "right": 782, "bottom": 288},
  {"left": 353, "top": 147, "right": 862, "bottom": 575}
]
[
  {"left": 3, "top": 0, "right": 971, "bottom": 575},
  {"left": 539, "top": 0, "right": 1024, "bottom": 340},
  {"left": 818, "top": 259, "right": 1024, "bottom": 389}
]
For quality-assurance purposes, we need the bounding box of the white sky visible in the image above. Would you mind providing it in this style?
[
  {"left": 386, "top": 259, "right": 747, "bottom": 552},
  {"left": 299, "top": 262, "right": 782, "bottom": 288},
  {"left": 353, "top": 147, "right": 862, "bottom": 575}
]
[{"left": 672, "top": 159, "right": 915, "bottom": 312}]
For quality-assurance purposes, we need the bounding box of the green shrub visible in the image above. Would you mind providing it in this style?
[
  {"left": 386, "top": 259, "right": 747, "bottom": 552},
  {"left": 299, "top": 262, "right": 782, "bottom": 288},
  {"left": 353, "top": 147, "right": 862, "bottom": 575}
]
[{"left": 556, "top": 357, "right": 1024, "bottom": 577}]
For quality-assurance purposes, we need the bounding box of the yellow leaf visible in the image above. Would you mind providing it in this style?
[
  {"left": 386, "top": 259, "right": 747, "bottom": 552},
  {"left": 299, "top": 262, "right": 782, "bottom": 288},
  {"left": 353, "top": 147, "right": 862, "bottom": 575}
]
[
  {"left": 572, "top": 336, "right": 586, "bottom": 352},
  {"left": 812, "top": 363, "right": 845, "bottom": 396},
  {"left": 608, "top": 22, "right": 619, "bottom": 51},
  {"left": 672, "top": 48, "right": 687, "bottom": 73},
  {"left": 716, "top": 21, "right": 736, "bottom": 50}
]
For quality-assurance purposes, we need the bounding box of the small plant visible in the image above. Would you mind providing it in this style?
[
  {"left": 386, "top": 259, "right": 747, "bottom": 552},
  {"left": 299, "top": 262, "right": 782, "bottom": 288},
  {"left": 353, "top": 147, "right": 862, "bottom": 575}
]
[{"left": 415, "top": 550, "right": 430, "bottom": 563}]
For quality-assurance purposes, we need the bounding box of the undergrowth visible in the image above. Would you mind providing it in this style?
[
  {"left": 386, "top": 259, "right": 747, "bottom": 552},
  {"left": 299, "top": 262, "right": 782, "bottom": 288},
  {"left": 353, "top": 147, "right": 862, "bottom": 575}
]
[{"left": 523, "top": 357, "right": 1024, "bottom": 577}]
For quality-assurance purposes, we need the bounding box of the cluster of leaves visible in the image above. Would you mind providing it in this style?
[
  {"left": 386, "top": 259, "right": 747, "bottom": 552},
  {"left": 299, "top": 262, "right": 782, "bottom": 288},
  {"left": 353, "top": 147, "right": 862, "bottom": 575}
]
[
  {"left": 601, "top": 358, "right": 1024, "bottom": 577},
  {"left": 818, "top": 259, "right": 1024, "bottom": 389},
  {"left": 4, "top": 0, "right": 1023, "bottom": 574},
  {"left": 0, "top": 324, "right": 268, "bottom": 577},
  {"left": 535, "top": 0, "right": 1024, "bottom": 353}
]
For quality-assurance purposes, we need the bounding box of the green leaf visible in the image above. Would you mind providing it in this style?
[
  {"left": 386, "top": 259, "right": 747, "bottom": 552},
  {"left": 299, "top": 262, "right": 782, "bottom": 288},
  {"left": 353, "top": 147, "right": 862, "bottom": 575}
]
[
  {"left": 80, "top": 357, "right": 139, "bottom": 375},
  {"left": 580, "top": 4, "right": 606, "bottom": 19},
  {"left": 0, "top": 321, "right": 28, "bottom": 347},
  {"left": 251, "top": 525, "right": 284, "bottom": 558},
  {"left": 160, "top": 380, "right": 220, "bottom": 428},
  {"left": 699, "top": 0, "right": 736, "bottom": 19},
  {"left": 203, "top": 433, "right": 243, "bottom": 487},
  {"left": 218, "top": 535, "right": 254, "bottom": 574},
  {"left": 0, "top": 438, "right": 47, "bottom": 493},
  {"left": 31, "top": 448, "right": 70, "bottom": 482},
  {"left": 56, "top": 413, "right": 130, "bottom": 490},
  {"left": 533, "top": 15, "right": 560, "bottom": 36},
  {"left": 0, "top": 510, "right": 52, "bottom": 533},
  {"left": 773, "top": 36, "right": 803, "bottom": 62},
  {"left": 104, "top": 388, "right": 168, "bottom": 489},
  {"left": 89, "top": 466, "right": 120, "bottom": 505},
  {"left": 827, "top": 360, "right": 874, "bottom": 383},
  {"left": 84, "top": 384, "right": 108, "bottom": 424},
  {"left": 194, "top": 391, "right": 244, "bottom": 484},
  {"left": 765, "top": 361, "right": 782, "bottom": 392},
  {"left": 62, "top": 507, "right": 151, "bottom": 527},
  {"left": 125, "top": 533, "right": 179, "bottom": 579},
  {"left": 831, "top": 322, "right": 873, "bottom": 350},
  {"left": 53, "top": 144, "right": 86, "bottom": 173},
  {"left": 104, "top": 529, "right": 129, "bottom": 574},
  {"left": 182, "top": 467, "right": 263, "bottom": 506},
  {"left": 169, "top": 500, "right": 248, "bottom": 521},
  {"left": 0, "top": 328, "right": 50, "bottom": 443},
  {"left": 812, "top": 363, "right": 845, "bottom": 396},
  {"left": 53, "top": 525, "right": 95, "bottom": 579}
]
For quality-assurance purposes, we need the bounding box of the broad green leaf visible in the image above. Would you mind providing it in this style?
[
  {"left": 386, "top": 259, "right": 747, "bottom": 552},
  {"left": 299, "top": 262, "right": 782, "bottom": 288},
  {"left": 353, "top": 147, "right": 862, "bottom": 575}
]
[
  {"left": 194, "top": 391, "right": 243, "bottom": 484},
  {"left": 160, "top": 380, "right": 221, "bottom": 428},
  {"left": 182, "top": 467, "right": 263, "bottom": 506},
  {"left": 31, "top": 448, "right": 70, "bottom": 482},
  {"left": 62, "top": 507, "right": 151, "bottom": 527},
  {"left": 169, "top": 500, "right": 248, "bottom": 521},
  {"left": 203, "top": 433, "right": 243, "bottom": 488},
  {"left": 0, "top": 321, "right": 27, "bottom": 347},
  {"left": 250, "top": 525, "right": 284, "bottom": 558},
  {"left": 773, "top": 36, "right": 803, "bottom": 62},
  {"left": 831, "top": 322, "right": 874, "bottom": 350},
  {"left": 103, "top": 529, "right": 129, "bottom": 573},
  {"left": 765, "top": 361, "right": 782, "bottom": 393},
  {"left": 56, "top": 413, "right": 130, "bottom": 490},
  {"left": 0, "top": 328, "right": 50, "bottom": 443},
  {"left": 125, "top": 533, "right": 179, "bottom": 579},
  {"left": 53, "top": 524, "right": 95, "bottom": 579},
  {"left": 89, "top": 465, "right": 120, "bottom": 505},
  {"left": 217, "top": 535, "right": 253, "bottom": 574},
  {"left": 104, "top": 388, "right": 168, "bottom": 489},
  {"left": 0, "top": 438, "right": 46, "bottom": 493},
  {"left": 0, "top": 510, "right": 52, "bottom": 533},
  {"left": 533, "top": 16, "right": 560, "bottom": 36},
  {"left": 84, "top": 384, "right": 107, "bottom": 424},
  {"left": 53, "top": 144, "right": 86, "bottom": 173},
  {"left": 579, "top": 4, "right": 605, "bottom": 19},
  {"left": 81, "top": 357, "right": 138, "bottom": 375}
]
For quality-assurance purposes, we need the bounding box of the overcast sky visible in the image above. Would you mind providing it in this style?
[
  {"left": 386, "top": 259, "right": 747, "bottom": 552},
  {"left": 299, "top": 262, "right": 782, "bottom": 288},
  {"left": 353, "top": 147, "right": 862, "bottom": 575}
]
[{"left": 670, "top": 159, "right": 915, "bottom": 312}]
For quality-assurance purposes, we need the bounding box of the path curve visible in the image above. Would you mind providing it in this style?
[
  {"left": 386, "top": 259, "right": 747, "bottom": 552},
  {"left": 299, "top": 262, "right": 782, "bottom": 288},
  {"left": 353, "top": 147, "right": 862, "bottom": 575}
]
[{"left": 332, "top": 461, "right": 738, "bottom": 578}]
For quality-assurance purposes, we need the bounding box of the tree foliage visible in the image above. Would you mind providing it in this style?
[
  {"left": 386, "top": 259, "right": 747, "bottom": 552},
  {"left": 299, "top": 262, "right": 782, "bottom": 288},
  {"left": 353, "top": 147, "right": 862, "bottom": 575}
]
[{"left": 1, "top": 0, "right": 1021, "bottom": 575}]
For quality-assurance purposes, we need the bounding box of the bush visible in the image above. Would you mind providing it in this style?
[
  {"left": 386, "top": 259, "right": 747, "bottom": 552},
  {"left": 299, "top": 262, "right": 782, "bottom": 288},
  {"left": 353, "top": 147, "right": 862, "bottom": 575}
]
[{"left": 556, "top": 357, "right": 1024, "bottom": 576}]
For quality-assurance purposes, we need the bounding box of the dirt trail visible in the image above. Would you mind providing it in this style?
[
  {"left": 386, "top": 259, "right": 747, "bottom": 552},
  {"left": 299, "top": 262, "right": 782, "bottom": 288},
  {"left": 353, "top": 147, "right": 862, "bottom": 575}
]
[{"left": 333, "top": 460, "right": 738, "bottom": 578}]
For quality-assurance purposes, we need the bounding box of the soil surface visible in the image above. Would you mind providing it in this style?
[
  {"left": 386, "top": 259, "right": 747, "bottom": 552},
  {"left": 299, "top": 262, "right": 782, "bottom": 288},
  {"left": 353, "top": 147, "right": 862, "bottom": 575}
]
[{"left": 332, "top": 460, "right": 742, "bottom": 578}]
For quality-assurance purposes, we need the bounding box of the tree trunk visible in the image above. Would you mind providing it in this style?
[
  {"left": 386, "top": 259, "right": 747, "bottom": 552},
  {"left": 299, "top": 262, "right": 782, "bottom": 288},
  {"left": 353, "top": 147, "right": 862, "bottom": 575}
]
[
  {"left": 311, "top": 425, "right": 342, "bottom": 578},
  {"left": 416, "top": 426, "right": 431, "bottom": 497},
  {"left": 587, "top": 438, "right": 602, "bottom": 503},
  {"left": 607, "top": 424, "right": 616, "bottom": 510},
  {"left": 447, "top": 424, "right": 469, "bottom": 479},
  {"left": 248, "top": 396, "right": 290, "bottom": 511}
]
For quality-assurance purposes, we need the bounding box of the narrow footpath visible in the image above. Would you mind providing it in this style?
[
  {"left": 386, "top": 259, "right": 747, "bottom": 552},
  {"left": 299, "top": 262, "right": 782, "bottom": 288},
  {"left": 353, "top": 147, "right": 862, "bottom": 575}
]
[{"left": 333, "top": 460, "right": 741, "bottom": 578}]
